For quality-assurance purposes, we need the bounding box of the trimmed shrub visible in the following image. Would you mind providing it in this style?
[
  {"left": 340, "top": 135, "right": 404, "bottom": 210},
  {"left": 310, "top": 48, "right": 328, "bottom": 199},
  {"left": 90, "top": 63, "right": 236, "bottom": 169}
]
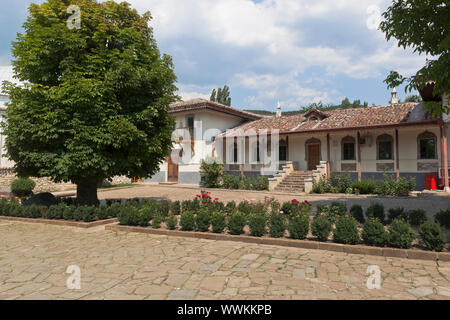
[
  {"left": 11, "top": 178, "right": 36, "bottom": 197},
  {"left": 388, "top": 219, "right": 416, "bottom": 249},
  {"left": 228, "top": 211, "right": 246, "bottom": 235},
  {"left": 73, "top": 206, "right": 96, "bottom": 222},
  {"left": 106, "top": 203, "right": 121, "bottom": 218},
  {"left": 387, "top": 207, "right": 408, "bottom": 224},
  {"left": 95, "top": 206, "right": 109, "bottom": 220},
  {"left": 118, "top": 205, "right": 151, "bottom": 227},
  {"left": 23, "top": 204, "right": 42, "bottom": 218},
  {"left": 434, "top": 209, "right": 450, "bottom": 229},
  {"left": 269, "top": 213, "right": 286, "bottom": 238},
  {"left": 195, "top": 208, "right": 211, "bottom": 232},
  {"left": 63, "top": 205, "right": 75, "bottom": 220},
  {"left": 248, "top": 213, "right": 267, "bottom": 237},
  {"left": 362, "top": 218, "right": 388, "bottom": 247},
  {"left": 328, "top": 202, "right": 347, "bottom": 223},
  {"left": 45, "top": 204, "right": 67, "bottom": 219},
  {"left": 350, "top": 204, "right": 365, "bottom": 224},
  {"left": 152, "top": 214, "right": 162, "bottom": 229},
  {"left": 180, "top": 211, "right": 195, "bottom": 231},
  {"left": 311, "top": 215, "right": 332, "bottom": 242},
  {"left": 288, "top": 212, "right": 309, "bottom": 240},
  {"left": 211, "top": 211, "right": 226, "bottom": 233},
  {"left": 408, "top": 209, "right": 427, "bottom": 227},
  {"left": 171, "top": 200, "right": 181, "bottom": 215},
  {"left": 333, "top": 215, "right": 360, "bottom": 245},
  {"left": 366, "top": 202, "right": 385, "bottom": 224},
  {"left": 418, "top": 222, "right": 446, "bottom": 252},
  {"left": 166, "top": 214, "right": 178, "bottom": 230}
]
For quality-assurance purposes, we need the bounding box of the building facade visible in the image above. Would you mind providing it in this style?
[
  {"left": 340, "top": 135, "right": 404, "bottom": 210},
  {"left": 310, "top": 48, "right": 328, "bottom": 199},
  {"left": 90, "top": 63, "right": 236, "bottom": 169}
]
[{"left": 148, "top": 97, "right": 450, "bottom": 192}]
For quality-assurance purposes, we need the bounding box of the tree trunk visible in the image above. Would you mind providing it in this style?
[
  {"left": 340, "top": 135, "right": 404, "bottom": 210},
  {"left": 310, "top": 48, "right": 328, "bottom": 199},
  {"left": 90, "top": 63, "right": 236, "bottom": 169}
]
[{"left": 76, "top": 180, "right": 99, "bottom": 206}]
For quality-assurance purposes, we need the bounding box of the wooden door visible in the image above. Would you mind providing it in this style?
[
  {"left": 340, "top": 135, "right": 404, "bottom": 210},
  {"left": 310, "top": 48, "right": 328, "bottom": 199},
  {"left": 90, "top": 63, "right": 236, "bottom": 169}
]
[
  {"left": 308, "top": 144, "right": 320, "bottom": 170},
  {"left": 167, "top": 156, "right": 179, "bottom": 183}
]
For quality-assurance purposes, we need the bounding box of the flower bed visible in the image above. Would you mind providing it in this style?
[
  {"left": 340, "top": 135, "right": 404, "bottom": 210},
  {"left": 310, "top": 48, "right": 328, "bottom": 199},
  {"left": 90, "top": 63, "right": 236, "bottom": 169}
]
[{"left": 112, "top": 191, "right": 449, "bottom": 256}]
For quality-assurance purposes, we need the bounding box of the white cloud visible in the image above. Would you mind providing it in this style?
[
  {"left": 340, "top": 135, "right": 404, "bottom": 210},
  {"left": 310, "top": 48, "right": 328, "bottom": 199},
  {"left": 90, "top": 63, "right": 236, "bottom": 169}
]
[
  {"left": 233, "top": 72, "right": 337, "bottom": 109},
  {"left": 126, "top": 0, "right": 428, "bottom": 107}
]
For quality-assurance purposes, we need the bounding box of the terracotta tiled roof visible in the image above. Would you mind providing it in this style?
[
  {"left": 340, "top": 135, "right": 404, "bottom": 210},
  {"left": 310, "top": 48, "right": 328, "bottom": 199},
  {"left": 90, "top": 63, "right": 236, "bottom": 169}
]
[
  {"left": 169, "top": 99, "right": 263, "bottom": 121},
  {"left": 219, "top": 103, "right": 439, "bottom": 137}
]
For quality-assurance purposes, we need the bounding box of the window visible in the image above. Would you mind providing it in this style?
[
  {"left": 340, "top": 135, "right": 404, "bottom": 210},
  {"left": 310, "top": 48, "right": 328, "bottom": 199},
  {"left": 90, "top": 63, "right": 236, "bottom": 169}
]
[
  {"left": 186, "top": 116, "right": 194, "bottom": 129},
  {"left": 233, "top": 144, "right": 238, "bottom": 163},
  {"left": 377, "top": 134, "right": 393, "bottom": 160},
  {"left": 341, "top": 136, "right": 355, "bottom": 160},
  {"left": 418, "top": 132, "right": 437, "bottom": 159}
]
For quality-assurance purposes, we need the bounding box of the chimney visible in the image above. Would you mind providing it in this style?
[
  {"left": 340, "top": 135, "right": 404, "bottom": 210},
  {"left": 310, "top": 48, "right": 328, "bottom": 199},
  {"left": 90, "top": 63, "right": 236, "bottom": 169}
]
[
  {"left": 390, "top": 87, "right": 399, "bottom": 105},
  {"left": 276, "top": 101, "right": 282, "bottom": 117}
]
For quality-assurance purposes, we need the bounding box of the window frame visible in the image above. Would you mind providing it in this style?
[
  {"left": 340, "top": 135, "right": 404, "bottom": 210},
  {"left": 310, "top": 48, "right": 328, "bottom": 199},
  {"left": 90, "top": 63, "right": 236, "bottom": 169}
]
[
  {"left": 417, "top": 131, "right": 437, "bottom": 160},
  {"left": 341, "top": 136, "right": 356, "bottom": 161},
  {"left": 376, "top": 134, "right": 394, "bottom": 160}
]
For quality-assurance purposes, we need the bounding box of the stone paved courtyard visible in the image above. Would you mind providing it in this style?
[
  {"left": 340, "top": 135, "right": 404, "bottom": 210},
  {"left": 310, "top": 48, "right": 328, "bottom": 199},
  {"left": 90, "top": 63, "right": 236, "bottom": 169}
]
[{"left": 0, "top": 221, "right": 449, "bottom": 300}]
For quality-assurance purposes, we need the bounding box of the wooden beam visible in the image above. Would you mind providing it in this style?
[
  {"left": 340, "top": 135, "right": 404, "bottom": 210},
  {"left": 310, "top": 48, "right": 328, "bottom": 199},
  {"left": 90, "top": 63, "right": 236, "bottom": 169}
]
[
  {"left": 326, "top": 133, "right": 331, "bottom": 176},
  {"left": 357, "top": 131, "right": 362, "bottom": 182},
  {"left": 395, "top": 128, "right": 400, "bottom": 179}
]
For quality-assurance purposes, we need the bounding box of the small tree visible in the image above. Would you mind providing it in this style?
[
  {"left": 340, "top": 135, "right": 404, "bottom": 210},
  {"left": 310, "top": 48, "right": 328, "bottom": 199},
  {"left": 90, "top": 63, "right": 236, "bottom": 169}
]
[
  {"left": 199, "top": 157, "right": 224, "bottom": 188},
  {"left": 2, "top": 0, "right": 178, "bottom": 205}
]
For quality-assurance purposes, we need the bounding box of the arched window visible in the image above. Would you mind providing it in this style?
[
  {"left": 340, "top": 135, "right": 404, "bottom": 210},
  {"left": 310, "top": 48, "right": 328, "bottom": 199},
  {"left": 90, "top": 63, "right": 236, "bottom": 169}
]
[
  {"left": 341, "top": 136, "right": 355, "bottom": 160},
  {"left": 418, "top": 131, "right": 437, "bottom": 159},
  {"left": 377, "top": 134, "right": 393, "bottom": 160}
]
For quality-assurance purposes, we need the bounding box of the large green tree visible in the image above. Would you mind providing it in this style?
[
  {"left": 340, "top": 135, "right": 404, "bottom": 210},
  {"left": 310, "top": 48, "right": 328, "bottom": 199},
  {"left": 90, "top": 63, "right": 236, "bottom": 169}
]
[
  {"left": 2, "top": 0, "right": 178, "bottom": 205},
  {"left": 380, "top": 0, "right": 449, "bottom": 114}
]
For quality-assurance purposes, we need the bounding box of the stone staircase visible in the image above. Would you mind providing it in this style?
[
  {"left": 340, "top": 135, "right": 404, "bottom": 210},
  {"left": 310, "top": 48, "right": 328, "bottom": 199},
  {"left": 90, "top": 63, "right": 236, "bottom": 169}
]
[{"left": 273, "top": 171, "right": 313, "bottom": 193}]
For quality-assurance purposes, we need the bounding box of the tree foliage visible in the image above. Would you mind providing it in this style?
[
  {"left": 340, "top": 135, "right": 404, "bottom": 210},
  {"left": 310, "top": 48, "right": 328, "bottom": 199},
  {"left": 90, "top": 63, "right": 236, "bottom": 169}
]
[
  {"left": 210, "top": 85, "right": 231, "bottom": 106},
  {"left": 380, "top": 0, "right": 449, "bottom": 114},
  {"left": 1, "top": 0, "right": 178, "bottom": 205}
]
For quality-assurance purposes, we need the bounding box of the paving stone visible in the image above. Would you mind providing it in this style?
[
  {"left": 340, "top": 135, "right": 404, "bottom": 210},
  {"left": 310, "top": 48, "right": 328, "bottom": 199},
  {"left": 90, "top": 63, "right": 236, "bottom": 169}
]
[
  {"left": 168, "top": 289, "right": 198, "bottom": 300},
  {"left": 1, "top": 219, "right": 449, "bottom": 300}
]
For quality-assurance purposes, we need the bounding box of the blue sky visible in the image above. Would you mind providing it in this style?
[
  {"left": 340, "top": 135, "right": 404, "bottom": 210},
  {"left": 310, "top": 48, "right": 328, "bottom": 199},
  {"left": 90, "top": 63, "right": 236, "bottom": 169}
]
[{"left": 0, "top": 0, "right": 428, "bottom": 111}]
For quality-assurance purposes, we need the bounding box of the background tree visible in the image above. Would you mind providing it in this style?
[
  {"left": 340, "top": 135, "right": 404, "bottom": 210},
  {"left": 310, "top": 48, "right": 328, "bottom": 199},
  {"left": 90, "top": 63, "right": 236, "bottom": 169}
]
[
  {"left": 380, "top": 0, "right": 449, "bottom": 114},
  {"left": 404, "top": 94, "right": 422, "bottom": 103},
  {"left": 2, "top": 0, "right": 178, "bottom": 205},
  {"left": 210, "top": 85, "right": 231, "bottom": 106}
]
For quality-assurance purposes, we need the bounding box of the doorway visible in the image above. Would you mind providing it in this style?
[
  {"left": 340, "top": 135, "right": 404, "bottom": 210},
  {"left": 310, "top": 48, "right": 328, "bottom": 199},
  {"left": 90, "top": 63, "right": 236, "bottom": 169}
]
[{"left": 307, "top": 143, "right": 320, "bottom": 170}]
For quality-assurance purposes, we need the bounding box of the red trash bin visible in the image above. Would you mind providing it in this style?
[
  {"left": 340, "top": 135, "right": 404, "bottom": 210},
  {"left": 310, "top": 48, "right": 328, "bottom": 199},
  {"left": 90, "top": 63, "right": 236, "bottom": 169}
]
[{"left": 425, "top": 174, "right": 438, "bottom": 190}]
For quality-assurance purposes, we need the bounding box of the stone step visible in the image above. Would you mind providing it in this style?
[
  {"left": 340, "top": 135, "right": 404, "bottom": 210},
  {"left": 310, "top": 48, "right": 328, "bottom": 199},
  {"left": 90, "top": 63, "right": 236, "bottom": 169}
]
[{"left": 278, "top": 182, "right": 305, "bottom": 186}]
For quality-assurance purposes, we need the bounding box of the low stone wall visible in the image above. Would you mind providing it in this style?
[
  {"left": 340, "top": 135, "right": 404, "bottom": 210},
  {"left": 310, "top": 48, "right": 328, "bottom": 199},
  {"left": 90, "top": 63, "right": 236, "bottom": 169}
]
[{"left": 0, "top": 168, "right": 131, "bottom": 193}]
